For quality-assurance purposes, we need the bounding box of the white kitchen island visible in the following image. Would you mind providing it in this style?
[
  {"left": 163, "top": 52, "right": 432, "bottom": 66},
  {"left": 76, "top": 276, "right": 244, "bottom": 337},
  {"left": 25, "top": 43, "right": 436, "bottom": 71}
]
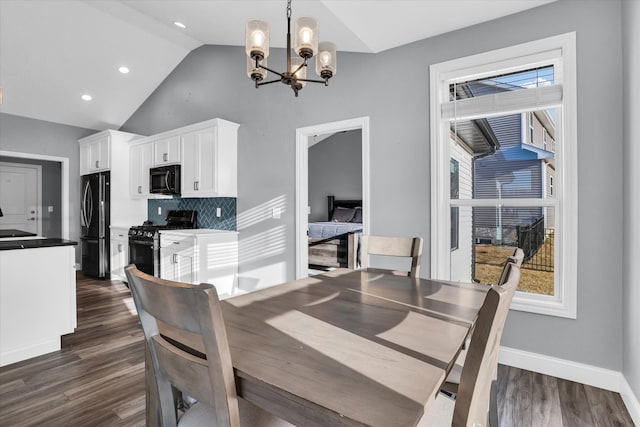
[{"left": 0, "top": 237, "right": 77, "bottom": 366}]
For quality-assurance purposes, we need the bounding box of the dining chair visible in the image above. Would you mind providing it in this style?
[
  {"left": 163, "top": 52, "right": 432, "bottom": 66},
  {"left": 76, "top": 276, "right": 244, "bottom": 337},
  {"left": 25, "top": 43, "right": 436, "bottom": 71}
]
[
  {"left": 359, "top": 235, "right": 423, "bottom": 277},
  {"left": 422, "top": 264, "right": 520, "bottom": 427},
  {"left": 497, "top": 247, "right": 524, "bottom": 286},
  {"left": 125, "top": 265, "right": 291, "bottom": 427}
]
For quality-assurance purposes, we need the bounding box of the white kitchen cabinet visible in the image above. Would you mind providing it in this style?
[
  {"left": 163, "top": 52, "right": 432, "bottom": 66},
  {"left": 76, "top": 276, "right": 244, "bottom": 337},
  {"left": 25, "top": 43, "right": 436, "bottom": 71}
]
[
  {"left": 159, "top": 233, "right": 195, "bottom": 284},
  {"left": 180, "top": 119, "right": 238, "bottom": 198},
  {"left": 160, "top": 230, "right": 238, "bottom": 298},
  {"left": 79, "top": 134, "right": 110, "bottom": 175},
  {"left": 129, "top": 142, "right": 154, "bottom": 198},
  {"left": 153, "top": 136, "right": 181, "bottom": 165},
  {"left": 110, "top": 226, "right": 129, "bottom": 281}
]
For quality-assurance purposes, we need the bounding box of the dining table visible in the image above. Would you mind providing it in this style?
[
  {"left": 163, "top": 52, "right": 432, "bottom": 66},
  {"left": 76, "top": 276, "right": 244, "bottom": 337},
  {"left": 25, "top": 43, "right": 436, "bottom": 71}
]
[{"left": 146, "top": 269, "right": 490, "bottom": 427}]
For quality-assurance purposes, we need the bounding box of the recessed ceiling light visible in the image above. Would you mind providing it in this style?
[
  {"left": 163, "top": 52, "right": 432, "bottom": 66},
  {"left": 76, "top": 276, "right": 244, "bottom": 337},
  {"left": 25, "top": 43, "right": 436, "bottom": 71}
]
[
  {"left": 174, "top": 21, "right": 187, "bottom": 29},
  {"left": 81, "top": 94, "right": 92, "bottom": 101},
  {"left": 118, "top": 66, "right": 130, "bottom": 74}
]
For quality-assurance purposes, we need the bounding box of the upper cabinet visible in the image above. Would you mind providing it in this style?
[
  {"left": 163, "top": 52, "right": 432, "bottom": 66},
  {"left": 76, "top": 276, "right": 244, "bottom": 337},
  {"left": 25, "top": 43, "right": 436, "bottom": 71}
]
[
  {"left": 79, "top": 134, "right": 110, "bottom": 175},
  {"left": 129, "top": 118, "right": 239, "bottom": 199},
  {"left": 153, "top": 136, "right": 181, "bottom": 165},
  {"left": 181, "top": 120, "right": 238, "bottom": 198},
  {"left": 129, "top": 142, "right": 155, "bottom": 198}
]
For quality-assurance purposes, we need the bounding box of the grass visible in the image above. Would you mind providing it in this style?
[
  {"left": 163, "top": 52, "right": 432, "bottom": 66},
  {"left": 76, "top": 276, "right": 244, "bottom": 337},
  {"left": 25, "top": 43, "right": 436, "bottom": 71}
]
[{"left": 474, "top": 242, "right": 554, "bottom": 295}]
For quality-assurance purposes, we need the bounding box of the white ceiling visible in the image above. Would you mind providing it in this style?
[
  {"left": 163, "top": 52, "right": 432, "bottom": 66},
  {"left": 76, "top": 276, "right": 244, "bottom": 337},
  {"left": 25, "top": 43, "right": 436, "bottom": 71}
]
[{"left": 0, "top": 0, "right": 555, "bottom": 131}]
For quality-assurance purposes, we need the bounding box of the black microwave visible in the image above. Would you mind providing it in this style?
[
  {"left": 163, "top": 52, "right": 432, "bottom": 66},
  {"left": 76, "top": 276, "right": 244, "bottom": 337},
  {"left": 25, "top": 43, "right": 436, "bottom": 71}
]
[{"left": 149, "top": 164, "right": 181, "bottom": 195}]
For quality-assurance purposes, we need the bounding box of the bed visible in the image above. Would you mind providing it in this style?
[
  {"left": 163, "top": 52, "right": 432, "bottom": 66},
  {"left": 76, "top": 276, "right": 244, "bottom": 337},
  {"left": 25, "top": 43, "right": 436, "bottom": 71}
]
[{"left": 308, "top": 196, "right": 362, "bottom": 270}]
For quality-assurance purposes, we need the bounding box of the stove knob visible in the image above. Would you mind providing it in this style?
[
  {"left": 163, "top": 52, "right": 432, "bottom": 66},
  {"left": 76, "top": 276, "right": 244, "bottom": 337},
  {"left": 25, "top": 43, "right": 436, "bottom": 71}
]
[{"left": 146, "top": 231, "right": 153, "bottom": 238}]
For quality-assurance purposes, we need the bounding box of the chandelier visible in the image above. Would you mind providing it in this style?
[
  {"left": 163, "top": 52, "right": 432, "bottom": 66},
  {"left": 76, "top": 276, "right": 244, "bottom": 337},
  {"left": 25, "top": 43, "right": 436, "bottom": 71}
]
[{"left": 245, "top": 0, "right": 337, "bottom": 97}]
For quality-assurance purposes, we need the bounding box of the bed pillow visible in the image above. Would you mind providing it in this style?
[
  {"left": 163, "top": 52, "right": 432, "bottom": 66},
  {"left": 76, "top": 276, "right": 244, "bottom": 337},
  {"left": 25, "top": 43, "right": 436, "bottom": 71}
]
[
  {"left": 331, "top": 207, "right": 356, "bottom": 222},
  {"left": 351, "top": 207, "right": 362, "bottom": 223}
]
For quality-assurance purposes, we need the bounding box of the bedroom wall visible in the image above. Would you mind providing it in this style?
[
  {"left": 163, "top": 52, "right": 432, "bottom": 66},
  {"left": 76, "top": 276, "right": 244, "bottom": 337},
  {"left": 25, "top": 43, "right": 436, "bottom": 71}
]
[
  {"left": 0, "top": 113, "right": 96, "bottom": 260},
  {"left": 622, "top": 0, "right": 640, "bottom": 407},
  {"left": 121, "top": 0, "right": 625, "bottom": 371},
  {"left": 308, "top": 130, "right": 362, "bottom": 222}
]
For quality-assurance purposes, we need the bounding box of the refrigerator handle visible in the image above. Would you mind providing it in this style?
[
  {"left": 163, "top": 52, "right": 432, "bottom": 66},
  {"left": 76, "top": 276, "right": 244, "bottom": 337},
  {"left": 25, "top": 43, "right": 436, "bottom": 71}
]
[
  {"left": 87, "top": 181, "right": 94, "bottom": 230},
  {"left": 81, "top": 180, "right": 90, "bottom": 228},
  {"left": 99, "top": 174, "right": 106, "bottom": 238}
]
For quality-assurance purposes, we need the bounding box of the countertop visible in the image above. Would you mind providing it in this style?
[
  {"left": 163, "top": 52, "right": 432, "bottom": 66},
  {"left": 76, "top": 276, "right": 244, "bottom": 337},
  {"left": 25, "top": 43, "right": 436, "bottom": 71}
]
[
  {"left": 0, "top": 238, "right": 78, "bottom": 251},
  {"left": 159, "top": 229, "right": 238, "bottom": 236}
]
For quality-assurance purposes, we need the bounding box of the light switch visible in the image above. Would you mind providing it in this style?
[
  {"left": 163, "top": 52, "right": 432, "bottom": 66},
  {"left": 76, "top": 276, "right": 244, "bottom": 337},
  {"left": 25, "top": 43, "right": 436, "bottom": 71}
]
[
  {"left": 48, "top": 206, "right": 54, "bottom": 213},
  {"left": 216, "top": 207, "right": 221, "bottom": 217},
  {"left": 272, "top": 207, "right": 281, "bottom": 219},
  {"left": 157, "top": 207, "right": 162, "bottom": 215}
]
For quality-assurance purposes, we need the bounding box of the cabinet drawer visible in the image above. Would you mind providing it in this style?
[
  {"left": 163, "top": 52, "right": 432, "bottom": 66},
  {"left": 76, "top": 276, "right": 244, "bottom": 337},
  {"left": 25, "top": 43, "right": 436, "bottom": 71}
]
[{"left": 160, "top": 234, "right": 195, "bottom": 249}]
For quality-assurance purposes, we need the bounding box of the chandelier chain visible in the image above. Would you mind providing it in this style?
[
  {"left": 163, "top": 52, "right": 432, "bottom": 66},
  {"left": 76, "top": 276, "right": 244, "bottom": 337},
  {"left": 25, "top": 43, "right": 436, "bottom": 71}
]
[{"left": 287, "top": 0, "right": 291, "bottom": 19}]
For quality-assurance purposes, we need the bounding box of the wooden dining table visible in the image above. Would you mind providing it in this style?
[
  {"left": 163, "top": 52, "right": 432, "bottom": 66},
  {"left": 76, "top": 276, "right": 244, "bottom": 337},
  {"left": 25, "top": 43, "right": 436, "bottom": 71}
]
[{"left": 146, "top": 269, "right": 490, "bottom": 427}]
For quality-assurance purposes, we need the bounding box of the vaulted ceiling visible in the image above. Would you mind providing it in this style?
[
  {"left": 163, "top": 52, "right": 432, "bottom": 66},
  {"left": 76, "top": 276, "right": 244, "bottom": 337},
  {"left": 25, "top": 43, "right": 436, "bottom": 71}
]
[{"left": 0, "top": 0, "right": 555, "bottom": 131}]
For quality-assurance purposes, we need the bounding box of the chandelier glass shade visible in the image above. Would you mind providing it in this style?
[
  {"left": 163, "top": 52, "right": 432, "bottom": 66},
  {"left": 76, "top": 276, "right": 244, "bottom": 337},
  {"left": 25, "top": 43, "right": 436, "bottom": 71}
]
[{"left": 245, "top": 0, "right": 337, "bottom": 97}]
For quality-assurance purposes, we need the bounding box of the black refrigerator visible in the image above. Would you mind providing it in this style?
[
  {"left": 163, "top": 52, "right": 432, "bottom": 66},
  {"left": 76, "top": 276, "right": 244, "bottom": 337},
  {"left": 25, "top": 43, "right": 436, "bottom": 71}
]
[{"left": 80, "top": 171, "right": 110, "bottom": 279}]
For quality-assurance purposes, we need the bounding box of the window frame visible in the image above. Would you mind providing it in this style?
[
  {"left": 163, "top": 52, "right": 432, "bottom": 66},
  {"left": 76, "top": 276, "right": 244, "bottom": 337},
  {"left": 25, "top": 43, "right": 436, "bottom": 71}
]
[{"left": 429, "top": 33, "right": 577, "bottom": 319}]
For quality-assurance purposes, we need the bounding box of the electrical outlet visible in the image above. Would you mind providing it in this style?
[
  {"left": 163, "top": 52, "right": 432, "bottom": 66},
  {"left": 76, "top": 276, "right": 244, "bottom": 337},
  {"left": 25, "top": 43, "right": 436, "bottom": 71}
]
[
  {"left": 216, "top": 207, "right": 221, "bottom": 217},
  {"left": 48, "top": 206, "right": 54, "bottom": 213},
  {"left": 272, "top": 207, "right": 281, "bottom": 219}
]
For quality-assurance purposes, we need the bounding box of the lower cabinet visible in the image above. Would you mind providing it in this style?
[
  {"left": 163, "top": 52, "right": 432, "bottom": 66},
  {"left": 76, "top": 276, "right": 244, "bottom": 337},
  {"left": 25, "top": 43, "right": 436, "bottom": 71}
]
[
  {"left": 110, "top": 226, "right": 130, "bottom": 281},
  {"left": 160, "top": 230, "right": 238, "bottom": 298}
]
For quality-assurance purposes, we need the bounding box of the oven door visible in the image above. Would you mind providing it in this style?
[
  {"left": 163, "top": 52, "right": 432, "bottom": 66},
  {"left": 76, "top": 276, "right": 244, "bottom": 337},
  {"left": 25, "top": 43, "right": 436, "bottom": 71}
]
[{"left": 128, "top": 237, "right": 159, "bottom": 277}]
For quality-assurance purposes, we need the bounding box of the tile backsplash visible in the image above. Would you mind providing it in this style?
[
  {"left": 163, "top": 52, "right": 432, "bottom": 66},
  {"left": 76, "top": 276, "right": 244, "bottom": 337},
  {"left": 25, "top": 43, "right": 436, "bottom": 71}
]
[{"left": 147, "top": 197, "right": 236, "bottom": 230}]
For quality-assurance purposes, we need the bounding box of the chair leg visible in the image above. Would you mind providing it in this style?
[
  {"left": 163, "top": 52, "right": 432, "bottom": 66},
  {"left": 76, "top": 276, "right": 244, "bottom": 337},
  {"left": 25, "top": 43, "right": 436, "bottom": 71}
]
[{"left": 489, "top": 379, "right": 499, "bottom": 427}]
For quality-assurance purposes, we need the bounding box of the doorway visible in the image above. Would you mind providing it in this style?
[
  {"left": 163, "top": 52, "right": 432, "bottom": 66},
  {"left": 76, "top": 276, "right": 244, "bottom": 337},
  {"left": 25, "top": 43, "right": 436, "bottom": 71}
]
[
  {"left": 0, "top": 150, "right": 70, "bottom": 239},
  {"left": 0, "top": 162, "right": 42, "bottom": 235},
  {"left": 295, "top": 117, "right": 370, "bottom": 279}
]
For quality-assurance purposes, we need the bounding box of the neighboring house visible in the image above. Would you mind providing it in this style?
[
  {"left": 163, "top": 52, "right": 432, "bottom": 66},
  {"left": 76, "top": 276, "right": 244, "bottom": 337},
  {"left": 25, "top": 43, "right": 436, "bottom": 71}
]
[{"left": 453, "top": 77, "right": 557, "bottom": 247}]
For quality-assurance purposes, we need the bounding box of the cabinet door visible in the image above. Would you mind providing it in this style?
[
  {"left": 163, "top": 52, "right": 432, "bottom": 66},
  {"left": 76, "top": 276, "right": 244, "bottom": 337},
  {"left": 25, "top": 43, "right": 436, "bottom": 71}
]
[
  {"left": 97, "top": 136, "right": 110, "bottom": 170},
  {"left": 197, "top": 127, "right": 217, "bottom": 194},
  {"left": 154, "top": 136, "right": 181, "bottom": 165},
  {"left": 110, "top": 228, "right": 129, "bottom": 281},
  {"left": 129, "top": 143, "right": 154, "bottom": 197},
  {"left": 79, "top": 143, "right": 91, "bottom": 175},
  {"left": 180, "top": 131, "right": 201, "bottom": 196},
  {"left": 160, "top": 235, "right": 196, "bottom": 283},
  {"left": 181, "top": 127, "right": 218, "bottom": 197}
]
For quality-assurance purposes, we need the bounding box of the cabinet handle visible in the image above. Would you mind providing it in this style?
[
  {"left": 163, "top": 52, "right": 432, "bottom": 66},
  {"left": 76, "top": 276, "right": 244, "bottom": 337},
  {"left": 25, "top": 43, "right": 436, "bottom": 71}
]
[
  {"left": 95, "top": 160, "right": 99, "bottom": 168},
  {"left": 172, "top": 253, "right": 177, "bottom": 263},
  {"left": 138, "top": 185, "right": 142, "bottom": 194},
  {"left": 163, "top": 153, "right": 168, "bottom": 162},
  {"left": 194, "top": 181, "right": 199, "bottom": 191},
  {"left": 117, "top": 243, "right": 123, "bottom": 252}
]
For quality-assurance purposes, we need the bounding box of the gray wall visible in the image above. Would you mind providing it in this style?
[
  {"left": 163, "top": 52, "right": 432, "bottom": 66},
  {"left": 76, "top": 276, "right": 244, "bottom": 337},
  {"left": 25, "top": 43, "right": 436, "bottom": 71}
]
[
  {"left": 121, "top": 0, "right": 625, "bottom": 371},
  {"left": 0, "top": 155, "right": 62, "bottom": 238},
  {"left": 622, "top": 0, "right": 640, "bottom": 405},
  {"left": 308, "top": 130, "right": 362, "bottom": 222},
  {"left": 0, "top": 113, "right": 96, "bottom": 260}
]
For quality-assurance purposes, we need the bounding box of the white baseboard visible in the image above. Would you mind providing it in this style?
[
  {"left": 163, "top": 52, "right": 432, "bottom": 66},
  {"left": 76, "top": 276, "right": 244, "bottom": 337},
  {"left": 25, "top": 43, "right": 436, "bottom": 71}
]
[
  {"left": 620, "top": 376, "right": 640, "bottom": 426},
  {"left": 499, "top": 346, "right": 640, "bottom": 425},
  {"left": 0, "top": 339, "right": 60, "bottom": 367}
]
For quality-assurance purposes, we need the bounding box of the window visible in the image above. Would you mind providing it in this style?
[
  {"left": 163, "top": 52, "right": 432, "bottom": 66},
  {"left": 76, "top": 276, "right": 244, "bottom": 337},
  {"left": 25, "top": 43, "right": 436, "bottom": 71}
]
[
  {"left": 430, "top": 33, "right": 577, "bottom": 318},
  {"left": 529, "top": 112, "right": 535, "bottom": 144}
]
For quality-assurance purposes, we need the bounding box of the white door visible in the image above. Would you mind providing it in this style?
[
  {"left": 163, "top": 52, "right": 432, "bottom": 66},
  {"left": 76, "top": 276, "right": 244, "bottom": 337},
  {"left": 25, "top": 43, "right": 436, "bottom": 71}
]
[{"left": 0, "top": 162, "right": 42, "bottom": 235}]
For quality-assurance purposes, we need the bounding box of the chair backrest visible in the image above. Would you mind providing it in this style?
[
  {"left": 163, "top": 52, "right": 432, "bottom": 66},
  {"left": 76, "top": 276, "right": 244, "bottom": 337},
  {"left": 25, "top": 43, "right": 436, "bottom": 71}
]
[
  {"left": 497, "top": 247, "right": 525, "bottom": 285},
  {"left": 125, "top": 265, "right": 239, "bottom": 427},
  {"left": 510, "top": 247, "right": 525, "bottom": 267},
  {"left": 359, "top": 235, "right": 423, "bottom": 277},
  {"left": 452, "top": 264, "right": 520, "bottom": 427}
]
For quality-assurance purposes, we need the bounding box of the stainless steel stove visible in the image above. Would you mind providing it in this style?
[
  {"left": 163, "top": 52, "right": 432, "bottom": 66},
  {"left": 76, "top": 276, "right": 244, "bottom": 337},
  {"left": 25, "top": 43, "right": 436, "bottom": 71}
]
[{"left": 128, "top": 210, "right": 197, "bottom": 277}]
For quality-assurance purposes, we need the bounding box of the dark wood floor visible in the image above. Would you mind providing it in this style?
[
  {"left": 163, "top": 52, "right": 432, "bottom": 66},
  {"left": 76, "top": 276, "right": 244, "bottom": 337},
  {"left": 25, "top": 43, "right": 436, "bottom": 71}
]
[{"left": 0, "top": 275, "right": 634, "bottom": 426}]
